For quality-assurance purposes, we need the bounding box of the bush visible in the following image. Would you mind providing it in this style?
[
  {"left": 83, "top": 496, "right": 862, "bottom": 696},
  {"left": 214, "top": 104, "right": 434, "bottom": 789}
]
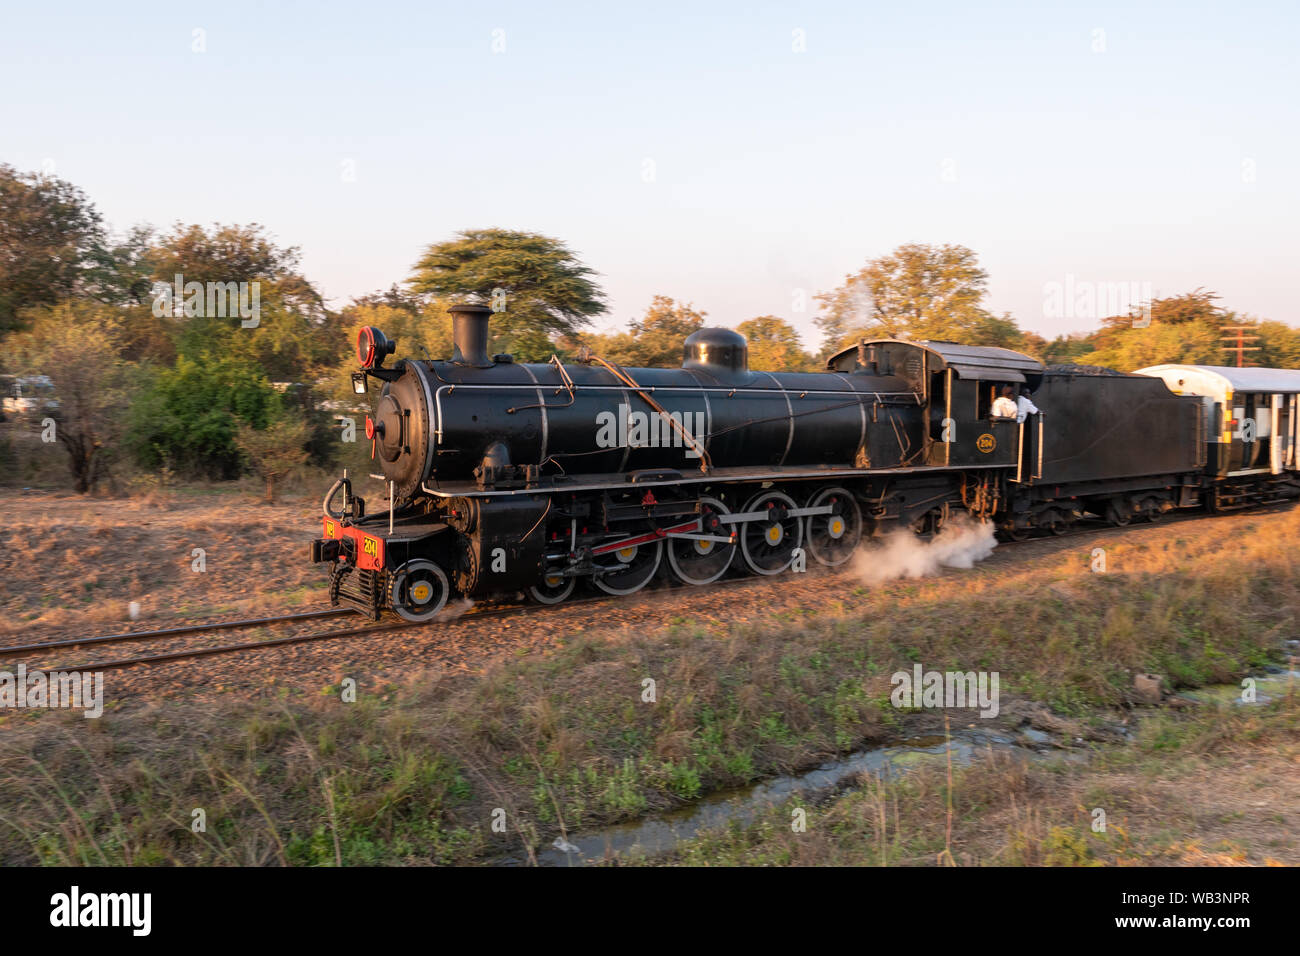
[{"left": 126, "top": 354, "right": 282, "bottom": 479}]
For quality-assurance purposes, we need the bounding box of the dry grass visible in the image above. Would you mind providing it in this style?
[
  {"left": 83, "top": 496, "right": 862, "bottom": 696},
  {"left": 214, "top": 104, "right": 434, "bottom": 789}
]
[
  {"left": 0, "top": 502, "right": 1295, "bottom": 865},
  {"left": 0, "top": 488, "right": 326, "bottom": 636}
]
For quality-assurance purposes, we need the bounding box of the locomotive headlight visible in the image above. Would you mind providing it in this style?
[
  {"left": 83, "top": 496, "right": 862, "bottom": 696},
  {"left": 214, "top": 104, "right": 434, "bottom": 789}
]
[
  {"left": 356, "top": 326, "right": 395, "bottom": 370},
  {"left": 357, "top": 327, "right": 376, "bottom": 368}
]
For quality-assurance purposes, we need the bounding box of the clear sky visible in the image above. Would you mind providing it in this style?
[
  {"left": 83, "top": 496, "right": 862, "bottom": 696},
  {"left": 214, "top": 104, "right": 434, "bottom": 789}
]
[{"left": 2, "top": 0, "right": 1296, "bottom": 346}]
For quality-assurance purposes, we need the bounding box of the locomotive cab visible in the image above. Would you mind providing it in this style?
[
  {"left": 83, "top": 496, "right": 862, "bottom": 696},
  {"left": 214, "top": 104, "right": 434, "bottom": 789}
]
[{"left": 826, "top": 339, "right": 1043, "bottom": 471}]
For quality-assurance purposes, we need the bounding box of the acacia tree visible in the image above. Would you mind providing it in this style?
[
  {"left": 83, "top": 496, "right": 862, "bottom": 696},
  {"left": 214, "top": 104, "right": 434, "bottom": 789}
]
[
  {"left": 408, "top": 229, "right": 606, "bottom": 361},
  {"left": 815, "top": 243, "right": 1025, "bottom": 355}
]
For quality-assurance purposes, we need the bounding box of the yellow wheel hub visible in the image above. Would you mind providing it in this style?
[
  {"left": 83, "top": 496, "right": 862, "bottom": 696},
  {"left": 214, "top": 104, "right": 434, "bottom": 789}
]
[
  {"left": 411, "top": 582, "right": 432, "bottom": 603},
  {"left": 830, "top": 517, "right": 845, "bottom": 536},
  {"left": 617, "top": 546, "right": 637, "bottom": 561},
  {"left": 765, "top": 524, "right": 783, "bottom": 545}
]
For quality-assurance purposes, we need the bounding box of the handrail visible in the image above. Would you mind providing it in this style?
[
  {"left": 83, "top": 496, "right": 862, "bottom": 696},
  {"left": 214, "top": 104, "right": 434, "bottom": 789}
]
[
  {"left": 1034, "top": 414, "right": 1044, "bottom": 479},
  {"left": 323, "top": 476, "right": 350, "bottom": 520},
  {"left": 1013, "top": 421, "right": 1024, "bottom": 483}
]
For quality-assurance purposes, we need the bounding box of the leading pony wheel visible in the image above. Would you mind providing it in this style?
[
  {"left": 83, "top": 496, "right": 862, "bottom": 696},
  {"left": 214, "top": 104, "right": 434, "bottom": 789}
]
[{"left": 389, "top": 559, "right": 450, "bottom": 622}]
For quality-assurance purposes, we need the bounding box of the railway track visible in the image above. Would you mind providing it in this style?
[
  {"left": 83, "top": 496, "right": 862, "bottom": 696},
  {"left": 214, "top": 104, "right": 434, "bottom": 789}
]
[
  {"left": 0, "top": 592, "right": 624, "bottom": 673},
  {"left": 1, "top": 569, "right": 788, "bottom": 674},
  {"left": 0, "top": 607, "right": 354, "bottom": 658},
  {"left": 4, "top": 498, "right": 1293, "bottom": 675}
]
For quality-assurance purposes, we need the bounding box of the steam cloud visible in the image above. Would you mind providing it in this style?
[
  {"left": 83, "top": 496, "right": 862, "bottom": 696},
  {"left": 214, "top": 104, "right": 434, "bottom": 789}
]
[
  {"left": 851, "top": 515, "right": 998, "bottom": 585},
  {"left": 436, "top": 598, "right": 475, "bottom": 622}
]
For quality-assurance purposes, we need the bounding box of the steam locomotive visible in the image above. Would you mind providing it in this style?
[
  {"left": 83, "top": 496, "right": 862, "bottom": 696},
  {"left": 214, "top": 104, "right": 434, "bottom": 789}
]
[{"left": 310, "top": 302, "right": 1300, "bottom": 620}]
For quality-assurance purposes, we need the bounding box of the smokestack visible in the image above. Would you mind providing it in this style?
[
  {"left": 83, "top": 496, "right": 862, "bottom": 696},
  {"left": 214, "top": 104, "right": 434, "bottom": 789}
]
[{"left": 449, "top": 303, "right": 493, "bottom": 367}]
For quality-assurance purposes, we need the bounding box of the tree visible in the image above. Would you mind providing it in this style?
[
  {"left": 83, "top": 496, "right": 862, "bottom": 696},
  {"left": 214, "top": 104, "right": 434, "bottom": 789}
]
[
  {"left": 1254, "top": 320, "right": 1300, "bottom": 368},
  {"left": 408, "top": 229, "right": 606, "bottom": 359},
  {"left": 1037, "top": 289, "right": 1300, "bottom": 371},
  {"left": 1080, "top": 291, "right": 1235, "bottom": 370},
  {"left": 815, "top": 243, "right": 1022, "bottom": 355},
  {"left": 150, "top": 222, "right": 304, "bottom": 288},
  {"left": 84, "top": 223, "right": 159, "bottom": 307},
  {"left": 736, "top": 316, "right": 815, "bottom": 371},
  {"left": 0, "top": 165, "right": 106, "bottom": 333},
  {"left": 235, "top": 406, "right": 312, "bottom": 504},
  {"left": 148, "top": 223, "right": 334, "bottom": 382},
  {"left": 970, "top": 311, "right": 1033, "bottom": 350},
  {"left": 1042, "top": 333, "right": 1098, "bottom": 366},
  {"left": 595, "top": 296, "right": 706, "bottom": 367},
  {"left": 8, "top": 304, "right": 128, "bottom": 493}
]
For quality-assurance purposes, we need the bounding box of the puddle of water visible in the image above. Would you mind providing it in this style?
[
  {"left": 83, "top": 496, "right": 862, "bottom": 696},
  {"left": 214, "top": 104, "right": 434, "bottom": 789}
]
[
  {"left": 504, "top": 729, "right": 1036, "bottom": 867},
  {"left": 1176, "top": 670, "right": 1300, "bottom": 707}
]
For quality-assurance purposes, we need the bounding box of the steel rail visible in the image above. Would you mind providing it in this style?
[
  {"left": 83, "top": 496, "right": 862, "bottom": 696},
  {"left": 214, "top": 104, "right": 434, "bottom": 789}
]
[{"left": 0, "top": 608, "right": 353, "bottom": 658}]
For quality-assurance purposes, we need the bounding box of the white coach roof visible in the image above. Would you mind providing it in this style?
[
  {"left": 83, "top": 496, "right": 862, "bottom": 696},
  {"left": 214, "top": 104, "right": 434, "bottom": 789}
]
[{"left": 1137, "top": 364, "right": 1300, "bottom": 394}]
